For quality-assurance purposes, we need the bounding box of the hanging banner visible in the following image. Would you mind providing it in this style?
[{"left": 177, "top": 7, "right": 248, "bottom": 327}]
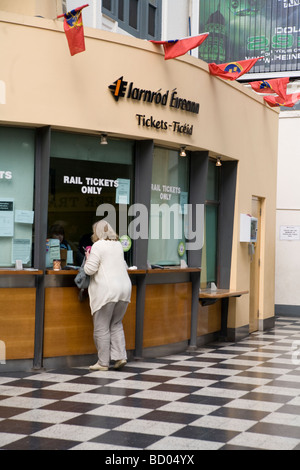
[{"left": 199, "top": 0, "right": 300, "bottom": 78}]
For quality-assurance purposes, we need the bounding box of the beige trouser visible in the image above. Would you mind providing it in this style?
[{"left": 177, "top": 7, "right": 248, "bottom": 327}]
[{"left": 93, "top": 301, "right": 128, "bottom": 367}]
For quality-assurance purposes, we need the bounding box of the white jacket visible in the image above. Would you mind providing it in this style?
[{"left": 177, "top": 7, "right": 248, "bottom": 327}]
[{"left": 84, "top": 239, "right": 132, "bottom": 315}]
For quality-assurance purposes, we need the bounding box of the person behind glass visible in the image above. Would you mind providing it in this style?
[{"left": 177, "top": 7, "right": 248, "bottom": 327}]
[
  {"left": 84, "top": 220, "right": 132, "bottom": 371},
  {"left": 49, "top": 224, "right": 72, "bottom": 251}
]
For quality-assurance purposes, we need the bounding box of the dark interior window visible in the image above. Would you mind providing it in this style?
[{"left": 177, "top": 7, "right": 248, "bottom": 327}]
[
  {"left": 102, "top": 0, "right": 112, "bottom": 11},
  {"left": 118, "top": 0, "right": 124, "bottom": 21},
  {"left": 102, "top": 0, "right": 161, "bottom": 40},
  {"left": 129, "top": 0, "right": 138, "bottom": 29},
  {"left": 148, "top": 4, "right": 156, "bottom": 37}
]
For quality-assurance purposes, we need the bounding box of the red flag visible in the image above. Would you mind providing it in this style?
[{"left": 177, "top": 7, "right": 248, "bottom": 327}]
[
  {"left": 249, "top": 78, "right": 289, "bottom": 100},
  {"left": 209, "top": 57, "right": 263, "bottom": 81},
  {"left": 150, "top": 33, "right": 209, "bottom": 60},
  {"left": 63, "top": 5, "right": 87, "bottom": 56},
  {"left": 264, "top": 93, "right": 300, "bottom": 108}
]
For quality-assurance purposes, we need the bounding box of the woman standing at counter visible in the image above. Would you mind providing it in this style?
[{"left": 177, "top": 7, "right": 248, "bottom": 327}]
[{"left": 84, "top": 220, "right": 132, "bottom": 371}]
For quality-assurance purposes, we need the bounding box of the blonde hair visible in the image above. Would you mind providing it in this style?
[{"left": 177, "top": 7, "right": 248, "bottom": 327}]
[{"left": 91, "top": 220, "right": 118, "bottom": 243}]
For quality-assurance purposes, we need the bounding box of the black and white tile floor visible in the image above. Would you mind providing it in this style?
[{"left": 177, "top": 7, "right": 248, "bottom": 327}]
[{"left": 1, "top": 315, "right": 300, "bottom": 451}]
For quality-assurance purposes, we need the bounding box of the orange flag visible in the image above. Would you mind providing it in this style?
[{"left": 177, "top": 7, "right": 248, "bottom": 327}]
[
  {"left": 264, "top": 93, "right": 300, "bottom": 108},
  {"left": 209, "top": 57, "right": 263, "bottom": 80},
  {"left": 249, "top": 78, "right": 289, "bottom": 100},
  {"left": 150, "top": 33, "right": 209, "bottom": 60},
  {"left": 63, "top": 5, "right": 88, "bottom": 56}
]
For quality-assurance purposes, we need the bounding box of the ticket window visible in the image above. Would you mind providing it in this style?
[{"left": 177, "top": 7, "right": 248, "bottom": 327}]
[
  {"left": 0, "top": 127, "right": 35, "bottom": 268},
  {"left": 147, "top": 146, "right": 189, "bottom": 267},
  {"left": 48, "top": 132, "right": 134, "bottom": 267}
]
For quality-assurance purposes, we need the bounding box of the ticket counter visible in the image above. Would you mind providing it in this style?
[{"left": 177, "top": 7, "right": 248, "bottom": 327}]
[
  {"left": 41, "top": 268, "right": 200, "bottom": 362},
  {"left": 0, "top": 11, "right": 278, "bottom": 371},
  {"left": 0, "top": 267, "right": 203, "bottom": 369},
  {"left": 0, "top": 270, "right": 42, "bottom": 362},
  {"left": 43, "top": 270, "right": 137, "bottom": 359}
]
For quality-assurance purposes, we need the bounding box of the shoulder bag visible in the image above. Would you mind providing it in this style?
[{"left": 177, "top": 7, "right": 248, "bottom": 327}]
[{"left": 74, "top": 260, "right": 90, "bottom": 289}]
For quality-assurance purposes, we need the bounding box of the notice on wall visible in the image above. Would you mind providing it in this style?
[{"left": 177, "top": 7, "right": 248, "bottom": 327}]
[
  {"left": 116, "top": 178, "right": 130, "bottom": 205},
  {"left": 0, "top": 198, "right": 14, "bottom": 237},
  {"left": 12, "top": 239, "right": 31, "bottom": 264},
  {"left": 15, "top": 210, "right": 34, "bottom": 224},
  {"left": 280, "top": 225, "right": 300, "bottom": 241}
]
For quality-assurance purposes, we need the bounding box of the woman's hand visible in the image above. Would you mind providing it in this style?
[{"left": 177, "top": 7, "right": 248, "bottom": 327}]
[{"left": 85, "top": 246, "right": 91, "bottom": 260}]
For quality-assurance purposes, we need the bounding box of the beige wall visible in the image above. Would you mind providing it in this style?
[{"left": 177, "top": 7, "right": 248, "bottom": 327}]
[
  {"left": 275, "top": 113, "right": 300, "bottom": 309},
  {"left": 0, "top": 0, "right": 63, "bottom": 18},
  {"left": 0, "top": 12, "right": 279, "bottom": 330}
]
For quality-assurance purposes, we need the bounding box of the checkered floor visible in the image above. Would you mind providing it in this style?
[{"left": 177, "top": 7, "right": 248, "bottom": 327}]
[{"left": 1, "top": 315, "right": 300, "bottom": 451}]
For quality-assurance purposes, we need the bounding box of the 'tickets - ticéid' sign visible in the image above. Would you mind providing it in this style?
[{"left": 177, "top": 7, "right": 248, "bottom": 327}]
[{"left": 108, "top": 76, "right": 199, "bottom": 136}]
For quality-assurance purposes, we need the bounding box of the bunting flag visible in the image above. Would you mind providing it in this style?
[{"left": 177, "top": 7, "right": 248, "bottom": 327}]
[
  {"left": 62, "top": 5, "right": 88, "bottom": 56},
  {"left": 264, "top": 92, "right": 300, "bottom": 108},
  {"left": 150, "top": 33, "right": 209, "bottom": 60},
  {"left": 208, "top": 57, "right": 263, "bottom": 81},
  {"left": 249, "top": 78, "right": 289, "bottom": 100}
]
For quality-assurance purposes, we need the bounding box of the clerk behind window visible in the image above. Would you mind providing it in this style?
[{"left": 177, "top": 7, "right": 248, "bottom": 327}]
[{"left": 49, "top": 224, "right": 72, "bottom": 251}]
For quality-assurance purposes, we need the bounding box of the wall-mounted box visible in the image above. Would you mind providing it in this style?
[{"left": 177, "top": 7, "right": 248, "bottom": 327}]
[{"left": 240, "top": 214, "right": 258, "bottom": 243}]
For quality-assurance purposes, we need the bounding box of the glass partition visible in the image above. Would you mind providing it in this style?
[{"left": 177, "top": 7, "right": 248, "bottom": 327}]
[
  {"left": 48, "top": 132, "right": 134, "bottom": 267},
  {"left": 147, "top": 146, "right": 189, "bottom": 267},
  {"left": 0, "top": 127, "right": 35, "bottom": 267}
]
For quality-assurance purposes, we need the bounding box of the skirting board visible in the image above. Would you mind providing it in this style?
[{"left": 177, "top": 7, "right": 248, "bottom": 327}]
[{"left": 275, "top": 304, "right": 300, "bottom": 317}]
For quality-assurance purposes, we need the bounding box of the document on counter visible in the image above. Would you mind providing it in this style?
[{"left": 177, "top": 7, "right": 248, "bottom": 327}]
[{"left": 0, "top": 198, "right": 14, "bottom": 237}]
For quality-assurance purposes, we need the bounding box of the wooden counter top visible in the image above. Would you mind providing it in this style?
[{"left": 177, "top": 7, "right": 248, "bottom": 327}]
[
  {"left": 147, "top": 268, "right": 201, "bottom": 274},
  {"left": 45, "top": 268, "right": 200, "bottom": 275},
  {"left": 129, "top": 270, "right": 147, "bottom": 274},
  {"left": 199, "top": 289, "right": 249, "bottom": 299},
  {"left": 0, "top": 267, "right": 200, "bottom": 276},
  {"left": 45, "top": 269, "right": 147, "bottom": 275},
  {"left": 46, "top": 269, "right": 79, "bottom": 275},
  {"left": 0, "top": 269, "right": 43, "bottom": 275}
]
